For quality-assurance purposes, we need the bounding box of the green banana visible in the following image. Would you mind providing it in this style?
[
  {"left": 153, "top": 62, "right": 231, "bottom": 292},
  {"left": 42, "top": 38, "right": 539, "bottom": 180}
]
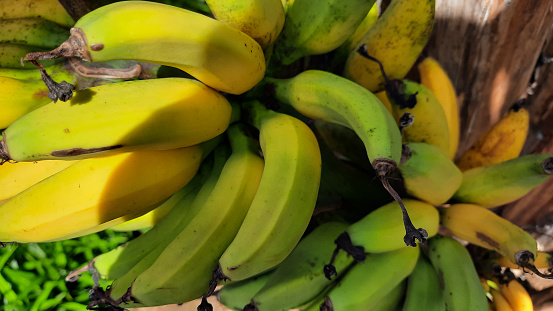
[
  {"left": 452, "top": 154, "right": 553, "bottom": 207},
  {"left": 245, "top": 221, "right": 354, "bottom": 311},
  {"left": 401, "top": 254, "right": 445, "bottom": 311},
  {"left": 271, "top": 0, "right": 375, "bottom": 66},
  {"left": 0, "top": 17, "right": 69, "bottom": 49},
  {"left": 398, "top": 142, "right": 462, "bottom": 205},
  {"left": 0, "top": 78, "right": 232, "bottom": 162},
  {"left": 23, "top": 1, "right": 266, "bottom": 94},
  {"left": 322, "top": 246, "right": 419, "bottom": 311},
  {"left": 371, "top": 280, "right": 406, "bottom": 311},
  {"left": 218, "top": 272, "right": 273, "bottom": 311},
  {"left": 0, "top": 43, "right": 58, "bottom": 68},
  {"left": 216, "top": 100, "right": 322, "bottom": 283},
  {"left": 426, "top": 234, "right": 488, "bottom": 311},
  {"left": 108, "top": 123, "right": 265, "bottom": 308}
]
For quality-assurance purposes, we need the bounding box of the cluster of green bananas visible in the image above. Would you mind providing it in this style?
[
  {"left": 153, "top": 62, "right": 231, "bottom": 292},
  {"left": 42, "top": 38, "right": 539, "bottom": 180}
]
[{"left": 1, "top": 0, "right": 552, "bottom": 310}]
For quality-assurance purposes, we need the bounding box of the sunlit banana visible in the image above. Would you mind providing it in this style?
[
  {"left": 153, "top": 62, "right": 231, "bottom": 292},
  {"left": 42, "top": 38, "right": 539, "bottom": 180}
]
[
  {"left": 108, "top": 123, "right": 265, "bottom": 308},
  {"left": 0, "top": 144, "right": 208, "bottom": 243},
  {"left": 0, "top": 43, "right": 59, "bottom": 68},
  {"left": 456, "top": 102, "right": 530, "bottom": 171},
  {"left": 439, "top": 203, "right": 537, "bottom": 269},
  {"left": 205, "top": 0, "right": 285, "bottom": 49},
  {"left": 215, "top": 100, "right": 321, "bottom": 283},
  {"left": 0, "top": 78, "right": 232, "bottom": 162},
  {"left": 490, "top": 288, "right": 514, "bottom": 311},
  {"left": 401, "top": 254, "right": 445, "bottom": 311},
  {"left": 417, "top": 57, "right": 460, "bottom": 159},
  {"left": 398, "top": 142, "right": 462, "bottom": 205},
  {"left": 0, "top": 0, "right": 75, "bottom": 27},
  {"left": 343, "top": 0, "right": 435, "bottom": 92},
  {"left": 321, "top": 246, "right": 419, "bottom": 311},
  {"left": 23, "top": 1, "right": 265, "bottom": 94},
  {"left": 245, "top": 222, "right": 354, "bottom": 311},
  {"left": 452, "top": 154, "right": 553, "bottom": 207},
  {"left": 427, "top": 234, "right": 489, "bottom": 311},
  {"left": 497, "top": 279, "right": 533, "bottom": 311},
  {"left": 0, "top": 17, "right": 70, "bottom": 49},
  {"left": 218, "top": 272, "right": 273, "bottom": 311},
  {"left": 271, "top": 0, "right": 375, "bottom": 66}
]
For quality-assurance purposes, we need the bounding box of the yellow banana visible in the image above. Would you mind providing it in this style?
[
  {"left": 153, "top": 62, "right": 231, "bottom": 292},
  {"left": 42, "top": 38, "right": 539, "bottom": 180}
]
[
  {"left": 343, "top": 4, "right": 379, "bottom": 53},
  {"left": 0, "top": 0, "right": 74, "bottom": 27},
  {"left": 23, "top": 1, "right": 265, "bottom": 94},
  {"left": 417, "top": 57, "right": 460, "bottom": 159},
  {"left": 456, "top": 102, "right": 530, "bottom": 171},
  {"left": 0, "top": 17, "right": 70, "bottom": 49},
  {"left": 452, "top": 154, "right": 553, "bottom": 208},
  {"left": 216, "top": 100, "right": 321, "bottom": 282},
  {"left": 439, "top": 203, "right": 537, "bottom": 269},
  {"left": 343, "top": 0, "right": 435, "bottom": 92},
  {"left": 0, "top": 144, "right": 206, "bottom": 243},
  {"left": 497, "top": 279, "right": 533, "bottom": 311},
  {"left": 398, "top": 142, "right": 462, "bottom": 205},
  {"left": 205, "top": 0, "right": 285, "bottom": 49},
  {"left": 490, "top": 288, "right": 514, "bottom": 311},
  {"left": 0, "top": 78, "right": 232, "bottom": 162}
]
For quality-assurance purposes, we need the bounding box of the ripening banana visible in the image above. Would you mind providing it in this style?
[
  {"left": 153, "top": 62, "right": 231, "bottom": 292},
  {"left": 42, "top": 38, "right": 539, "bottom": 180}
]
[
  {"left": 245, "top": 222, "right": 354, "bottom": 311},
  {"left": 0, "top": 61, "right": 66, "bottom": 80},
  {"left": 0, "top": 78, "right": 232, "bottom": 163},
  {"left": 427, "top": 234, "right": 489, "bottom": 311},
  {"left": 22, "top": 1, "right": 266, "bottom": 94},
  {"left": 0, "top": 158, "right": 77, "bottom": 204},
  {"left": 0, "top": 144, "right": 208, "bottom": 243},
  {"left": 401, "top": 254, "right": 446, "bottom": 311},
  {"left": 0, "top": 0, "right": 74, "bottom": 27},
  {"left": 344, "top": 0, "right": 435, "bottom": 92},
  {"left": 321, "top": 246, "right": 419, "bottom": 311},
  {"left": 115, "top": 123, "right": 265, "bottom": 308},
  {"left": 490, "top": 288, "right": 514, "bottom": 311},
  {"left": 271, "top": 0, "right": 375, "bottom": 66},
  {"left": 216, "top": 100, "right": 322, "bottom": 282},
  {"left": 0, "top": 43, "right": 59, "bottom": 68},
  {"left": 218, "top": 272, "right": 273, "bottom": 311},
  {"left": 493, "top": 250, "right": 552, "bottom": 270},
  {"left": 398, "top": 142, "right": 462, "bottom": 205},
  {"left": 456, "top": 103, "right": 530, "bottom": 171},
  {"left": 205, "top": 0, "right": 285, "bottom": 49},
  {"left": 0, "top": 70, "right": 77, "bottom": 129},
  {"left": 497, "top": 279, "right": 533, "bottom": 311},
  {"left": 417, "top": 57, "right": 460, "bottom": 159},
  {"left": 439, "top": 203, "right": 537, "bottom": 268},
  {"left": 452, "top": 153, "right": 553, "bottom": 208},
  {"left": 0, "top": 18, "right": 70, "bottom": 49},
  {"left": 386, "top": 80, "right": 451, "bottom": 156}
]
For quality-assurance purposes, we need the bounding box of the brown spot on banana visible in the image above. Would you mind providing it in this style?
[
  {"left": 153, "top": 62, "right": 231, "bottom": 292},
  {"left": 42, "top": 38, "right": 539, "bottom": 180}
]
[
  {"left": 50, "top": 145, "right": 124, "bottom": 157},
  {"left": 476, "top": 232, "right": 500, "bottom": 251}
]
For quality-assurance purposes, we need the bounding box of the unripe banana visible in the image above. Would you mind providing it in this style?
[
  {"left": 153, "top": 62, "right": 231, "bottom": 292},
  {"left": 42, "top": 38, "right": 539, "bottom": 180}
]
[
  {"left": 0, "top": 0, "right": 74, "bottom": 27},
  {"left": 205, "top": 0, "right": 285, "bottom": 49},
  {"left": 456, "top": 103, "right": 530, "bottom": 171},
  {"left": 217, "top": 100, "right": 321, "bottom": 282},
  {"left": 0, "top": 18, "right": 70, "bottom": 49},
  {"left": 427, "top": 234, "right": 489, "bottom": 311},
  {"left": 0, "top": 78, "right": 232, "bottom": 162},
  {"left": 439, "top": 203, "right": 537, "bottom": 268},
  {"left": 417, "top": 57, "right": 460, "bottom": 159},
  {"left": 401, "top": 254, "right": 445, "bottom": 311},
  {"left": 23, "top": 1, "right": 265, "bottom": 94},
  {"left": 0, "top": 62, "right": 66, "bottom": 80},
  {"left": 398, "top": 142, "right": 462, "bottom": 205},
  {"left": 218, "top": 272, "right": 273, "bottom": 311},
  {"left": 344, "top": 0, "right": 435, "bottom": 92},
  {"left": 452, "top": 154, "right": 553, "bottom": 207},
  {"left": 371, "top": 281, "right": 406, "bottom": 311},
  {"left": 272, "top": 0, "right": 375, "bottom": 65},
  {"left": 0, "top": 43, "right": 59, "bottom": 68}
]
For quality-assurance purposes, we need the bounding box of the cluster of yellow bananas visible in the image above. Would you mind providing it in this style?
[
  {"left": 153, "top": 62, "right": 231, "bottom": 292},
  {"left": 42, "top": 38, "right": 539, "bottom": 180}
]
[{"left": 1, "top": 0, "right": 552, "bottom": 310}]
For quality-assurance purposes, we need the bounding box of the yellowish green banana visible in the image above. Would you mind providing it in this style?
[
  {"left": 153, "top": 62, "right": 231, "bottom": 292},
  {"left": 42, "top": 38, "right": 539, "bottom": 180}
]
[
  {"left": 401, "top": 254, "right": 445, "bottom": 311},
  {"left": 0, "top": 17, "right": 70, "bottom": 49},
  {"left": 0, "top": 0, "right": 75, "bottom": 27}
]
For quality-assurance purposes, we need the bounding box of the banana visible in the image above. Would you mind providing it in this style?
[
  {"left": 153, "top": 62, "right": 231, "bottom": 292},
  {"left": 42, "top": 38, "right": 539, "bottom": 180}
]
[
  {"left": 497, "top": 279, "right": 533, "bottom": 311},
  {"left": 493, "top": 251, "right": 552, "bottom": 270},
  {"left": 0, "top": 43, "right": 59, "bottom": 68},
  {"left": 218, "top": 272, "right": 273, "bottom": 311},
  {"left": 216, "top": 100, "right": 321, "bottom": 282},
  {"left": 321, "top": 246, "right": 419, "bottom": 311},
  {"left": 0, "top": 144, "right": 208, "bottom": 243},
  {"left": 456, "top": 102, "right": 530, "bottom": 171},
  {"left": 205, "top": 0, "right": 285, "bottom": 49},
  {"left": 109, "top": 123, "right": 265, "bottom": 308},
  {"left": 22, "top": 1, "right": 265, "bottom": 94},
  {"left": 427, "top": 234, "right": 489, "bottom": 311},
  {"left": 439, "top": 203, "right": 537, "bottom": 270},
  {"left": 271, "top": 0, "right": 375, "bottom": 66},
  {"left": 0, "top": 158, "right": 78, "bottom": 204},
  {"left": 0, "top": 17, "right": 70, "bottom": 49},
  {"left": 0, "top": 77, "right": 232, "bottom": 162},
  {"left": 245, "top": 222, "right": 354, "bottom": 311},
  {"left": 490, "top": 288, "right": 514, "bottom": 311},
  {"left": 417, "top": 57, "right": 460, "bottom": 159},
  {"left": 0, "top": 61, "right": 66, "bottom": 80},
  {"left": 343, "top": 0, "right": 435, "bottom": 92},
  {"left": 452, "top": 154, "right": 553, "bottom": 208},
  {"left": 324, "top": 199, "right": 438, "bottom": 278},
  {"left": 370, "top": 280, "right": 406, "bottom": 311},
  {"left": 0, "top": 0, "right": 74, "bottom": 27},
  {"left": 401, "top": 254, "right": 445, "bottom": 311},
  {"left": 398, "top": 142, "right": 462, "bottom": 205}
]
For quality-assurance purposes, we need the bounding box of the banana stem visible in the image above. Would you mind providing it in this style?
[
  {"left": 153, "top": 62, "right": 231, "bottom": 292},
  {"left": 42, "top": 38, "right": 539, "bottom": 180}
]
[
  {"left": 197, "top": 264, "right": 229, "bottom": 311},
  {"left": 324, "top": 232, "right": 364, "bottom": 280},
  {"left": 0, "top": 134, "right": 11, "bottom": 165},
  {"left": 516, "top": 250, "right": 553, "bottom": 279}
]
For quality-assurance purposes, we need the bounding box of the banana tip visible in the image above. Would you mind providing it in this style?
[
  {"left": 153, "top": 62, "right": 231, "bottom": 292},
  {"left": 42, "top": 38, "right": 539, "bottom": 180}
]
[
  {"left": 543, "top": 157, "right": 553, "bottom": 174},
  {"left": 0, "top": 137, "right": 11, "bottom": 165}
]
